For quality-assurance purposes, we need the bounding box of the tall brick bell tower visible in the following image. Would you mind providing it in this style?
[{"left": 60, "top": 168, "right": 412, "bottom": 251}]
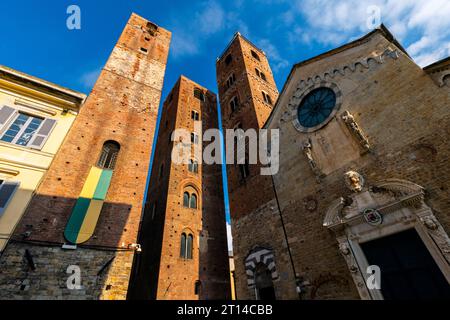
[
  {"left": 0, "top": 13, "right": 171, "bottom": 299},
  {"left": 216, "top": 33, "right": 279, "bottom": 222},
  {"left": 128, "top": 76, "right": 231, "bottom": 300}
]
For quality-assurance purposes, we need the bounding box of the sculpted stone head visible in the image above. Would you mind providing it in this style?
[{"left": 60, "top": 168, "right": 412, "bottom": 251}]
[{"left": 344, "top": 170, "right": 364, "bottom": 192}]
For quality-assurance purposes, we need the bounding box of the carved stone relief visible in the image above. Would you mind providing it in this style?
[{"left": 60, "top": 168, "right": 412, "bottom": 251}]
[
  {"left": 341, "top": 111, "right": 370, "bottom": 153},
  {"left": 324, "top": 177, "right": 450, "bottom": 299},
  {"left": 302, "top": 139, "right": 324, "bottom": 181}
]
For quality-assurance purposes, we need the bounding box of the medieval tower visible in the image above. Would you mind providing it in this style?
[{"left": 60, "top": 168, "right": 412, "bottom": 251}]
[
  {"left": 216, "top": 33, "right": 298, "bottom": 300},
  {"left": 128, "top": 76, "right": 231, "bottom": 300},
  {"left": 0, "top": 13, "right": 171, "bottom": 299},
  {"left": 216, "top": 33, "right": 279, "bottom": 220}
]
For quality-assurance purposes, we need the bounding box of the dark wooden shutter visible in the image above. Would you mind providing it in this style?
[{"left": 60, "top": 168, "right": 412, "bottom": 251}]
[
  {"left": 29, "top": 118, "right": 57, "bottom": 150},
  {"left": 0, "top": 106, "right": 17, "bottom": 131},
  {"left": 0, "top": 181, "right": 20, "bottom": 216}
]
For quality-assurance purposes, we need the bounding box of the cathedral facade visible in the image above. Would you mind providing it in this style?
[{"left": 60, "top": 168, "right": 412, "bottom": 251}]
[{"left": 225, "top": 25, "right": 450, "bottom": 300}]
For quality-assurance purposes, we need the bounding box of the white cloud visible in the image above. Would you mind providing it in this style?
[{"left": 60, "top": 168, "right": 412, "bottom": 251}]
[
  {"left": 285, "top": 0, "right": 450, "bottom": 66},
  {"left": 170, "top": 29, "right": 200, "bottom": 58},
  {"left": 80, "top": 68, "right": 101, "bottom": 89},
  {"left": 169, "top": 1, "right": 249, "bottom": 59},
  {"left": 197, "top": 1, "right": 226, "bottom": 35},
  {"left": 257, "top": 38, "right": 290, "bottom": 72}
]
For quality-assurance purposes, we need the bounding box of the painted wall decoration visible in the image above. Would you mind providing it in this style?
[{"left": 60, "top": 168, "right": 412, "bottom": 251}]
[{"left": 64, "top": 167, "right": 113, "bottom": 244}]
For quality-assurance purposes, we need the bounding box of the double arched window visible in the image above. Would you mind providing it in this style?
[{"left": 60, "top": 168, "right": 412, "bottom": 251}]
[
  {"left": 180, "top": 233, "right": 193, "bottom": 259},
  {"left": 188, "top": 159, "right": 199, "bottom": 173},
  {"left": 183, "top": 192, "right": 198, "bottom": 209},
  {"left": 97, "top": 141, "right": 120, "bottom": 170}
]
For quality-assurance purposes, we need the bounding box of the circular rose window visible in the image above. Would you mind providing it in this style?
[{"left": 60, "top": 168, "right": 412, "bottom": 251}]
[{"left": 297, "top": 88, "right": 337, "bottom": 128}]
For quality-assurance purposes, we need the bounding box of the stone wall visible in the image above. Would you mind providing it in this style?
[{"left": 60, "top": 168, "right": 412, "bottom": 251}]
[
  {"left": 0, "top": 242, "right": 134, "bottom": 300},
  {"left": 230, "top": 29, "right": 450, "bottom": 299}
]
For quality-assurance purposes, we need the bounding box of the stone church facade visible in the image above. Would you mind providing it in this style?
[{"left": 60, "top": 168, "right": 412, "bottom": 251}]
[{"left": 226, "top": 25, "right": 450, "bottom": 300}]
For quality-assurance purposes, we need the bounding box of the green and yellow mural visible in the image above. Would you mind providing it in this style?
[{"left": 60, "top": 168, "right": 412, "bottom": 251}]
[{"left": 64, "top": 167, "right": 113, "bottom": 244}]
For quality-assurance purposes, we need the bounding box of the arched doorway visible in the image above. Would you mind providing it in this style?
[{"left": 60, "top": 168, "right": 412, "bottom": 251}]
[
  {"left": 245, "top": 246, "right": 279, "bottom": 300},
  {"left": 254, "top": 263, "right": 276, "bottom": 300}
]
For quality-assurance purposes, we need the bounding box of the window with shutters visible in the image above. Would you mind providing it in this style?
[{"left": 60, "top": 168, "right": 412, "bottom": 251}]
[
  {"left": 0, "top": 180, "right": 20, "bottom": 216},
  {"left": 97, "top": 141, "right": 120, "bottom": 170},
  {"left": 0, "top": 106, "right": 56, "bottom": 150}
]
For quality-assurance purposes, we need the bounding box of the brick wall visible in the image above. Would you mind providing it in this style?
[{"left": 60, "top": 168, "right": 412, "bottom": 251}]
[
  {"left": 0, "top": 13, "right": 171, "bottom": 300},
  {"left": 128, "top": 76, "right": 231, "bottom": 300}
]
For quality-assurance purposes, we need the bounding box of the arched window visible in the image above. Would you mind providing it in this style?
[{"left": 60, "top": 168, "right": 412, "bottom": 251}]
[
  {"left": 180, "top": 233, "right": 187, "bottom": 258},
  {"left": 183, "top": 190, "right": 198, "bottom": 209},
  {"left": 230, "top": 96, "right": 239, "bottom": 113},
  {"left": 187, "top": 234, "right": 193, "bottom": 259},
  {"left": 97, "top": 141, "right": 120, "bottom": 170},
  {"left": 183, "top": 192, "right": 190, "bottom": 207},
  {"left": 180, "top": 232, "right": 193, "bottom": 260},
  {"left": 195, "top": 280, "right": 201, "bottom": 295},
  {"left": 188, "top": 159, "right": 199, "bottom": 173},
  {"left": 191, "top": 132, "right": 199, "bottom": 144},
  {"left": 190, "top": 194, "right": 197, "bottom": 209}
]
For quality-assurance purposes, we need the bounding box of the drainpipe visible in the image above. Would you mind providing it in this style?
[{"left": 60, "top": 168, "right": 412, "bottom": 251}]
[{"left": 269, "top": 174, "right": 302, "bottom": 299}]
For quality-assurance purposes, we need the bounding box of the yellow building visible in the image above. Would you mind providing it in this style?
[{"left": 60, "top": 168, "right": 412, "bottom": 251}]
[{"left": 0, "top": 65, "right": 86, "bottom": 252}]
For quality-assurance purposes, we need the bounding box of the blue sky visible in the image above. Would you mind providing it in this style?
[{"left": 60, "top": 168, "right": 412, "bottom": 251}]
[{"left": 1, "top": 0, "right": 449, "bottom": 250}]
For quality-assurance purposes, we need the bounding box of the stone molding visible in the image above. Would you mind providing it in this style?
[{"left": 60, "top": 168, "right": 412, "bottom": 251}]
[
  {"left": 323, "top": 178, "right": 450, "bottom": 300},
  {"left": 244, "top": 246, "right": 279, "bottom": 288}
]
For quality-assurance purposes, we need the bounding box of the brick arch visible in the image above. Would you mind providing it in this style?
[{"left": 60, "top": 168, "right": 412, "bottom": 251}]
[
  {"left": 244, "top": 246, "right": 278, "bottom": 288},
  {"left": 179, "top": 179, "right": 201, "bottom": 210}
]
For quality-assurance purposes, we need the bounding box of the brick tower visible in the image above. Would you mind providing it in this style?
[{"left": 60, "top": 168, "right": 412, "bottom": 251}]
[
  {"left": 0, "top": 13, "right": 171, "bottom": 300},
  {"left": 216, "top": 33, "right": 279, "bottom": 221},
  {"left": 128, "top": 76, "right": 231, "bottom": 300}
]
